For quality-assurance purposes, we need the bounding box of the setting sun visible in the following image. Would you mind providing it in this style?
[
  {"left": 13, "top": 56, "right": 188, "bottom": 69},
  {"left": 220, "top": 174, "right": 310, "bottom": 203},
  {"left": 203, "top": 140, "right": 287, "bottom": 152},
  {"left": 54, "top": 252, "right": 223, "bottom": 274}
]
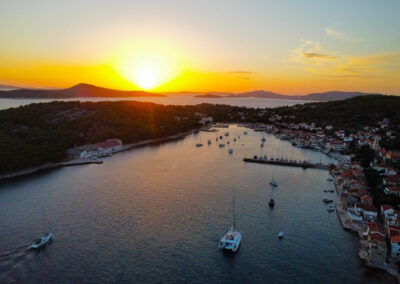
[
  {"left": 134, "top": 66, "right": 161, "bottom": 90},
  {"left": 114, "top": 42, "right": 184, "bottom": 90}
]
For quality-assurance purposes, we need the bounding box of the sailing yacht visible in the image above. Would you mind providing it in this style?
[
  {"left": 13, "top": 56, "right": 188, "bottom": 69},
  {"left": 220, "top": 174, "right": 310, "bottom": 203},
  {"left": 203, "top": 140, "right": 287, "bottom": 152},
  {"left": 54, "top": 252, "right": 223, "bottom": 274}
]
[
  {"left": 270, "top": 169, "right": 278, "bottom": 187},
  {"left": 31, "top": 208, "right": 53, "bottom": 249},
  {"left": 219, "top": 194, "right": 241, "bottom": 253},
  {"left": 196, "top": 133, "right": 203, "bottom": 147}
]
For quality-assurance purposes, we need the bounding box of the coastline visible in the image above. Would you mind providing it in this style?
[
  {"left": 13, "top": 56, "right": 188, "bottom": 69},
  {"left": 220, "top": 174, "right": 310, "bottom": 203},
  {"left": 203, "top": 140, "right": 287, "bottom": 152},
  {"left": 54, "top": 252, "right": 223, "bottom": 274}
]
[
  {"left": 0, "top": 128, "right": 200, "bottom": 182},
  {"left": 333, "top": 175, "right": 400, "bottom": 283}
]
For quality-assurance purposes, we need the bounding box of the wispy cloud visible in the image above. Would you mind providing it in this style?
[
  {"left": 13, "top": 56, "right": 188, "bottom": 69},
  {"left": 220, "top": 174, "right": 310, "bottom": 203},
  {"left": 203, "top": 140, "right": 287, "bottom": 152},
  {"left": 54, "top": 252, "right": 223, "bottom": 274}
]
[
  {"left": 289, "top": 39, "right": 400, "bottom": 79},
  {"left": 301, "top": 53, "right": 336, "bottom": 60},
  {"left": 225, "top": 71, "right": 254, "bottom": 74},
  {"left": 325, "top": 28, "right": 347, "bottom": 40},
  {"left": 289, "top": 39, "right": 337, "bottom": 63}
]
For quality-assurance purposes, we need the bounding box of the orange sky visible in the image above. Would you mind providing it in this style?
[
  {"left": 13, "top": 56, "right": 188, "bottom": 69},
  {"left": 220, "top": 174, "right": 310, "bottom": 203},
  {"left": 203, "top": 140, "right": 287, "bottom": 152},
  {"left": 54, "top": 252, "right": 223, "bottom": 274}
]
[{"left": 1, "top": 1, "right": 399, "bottom": 95}]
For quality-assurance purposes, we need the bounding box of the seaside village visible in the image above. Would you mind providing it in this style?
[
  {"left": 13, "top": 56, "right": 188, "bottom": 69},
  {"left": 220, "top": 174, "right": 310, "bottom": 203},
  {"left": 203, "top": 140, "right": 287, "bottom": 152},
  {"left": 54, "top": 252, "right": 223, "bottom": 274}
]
[{"left": 244, "top": 113, "right": 400, "bottom": 274}]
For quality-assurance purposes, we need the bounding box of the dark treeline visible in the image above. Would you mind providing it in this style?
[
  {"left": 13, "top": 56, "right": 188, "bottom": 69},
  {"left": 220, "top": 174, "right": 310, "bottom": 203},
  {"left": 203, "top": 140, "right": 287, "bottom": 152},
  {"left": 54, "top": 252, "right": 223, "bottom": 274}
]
[
  {"left": 0, "top": 95, "right": 399, "bottom": 175},
  {"left": 272, "top": 95, "right": 400, "bottom": 133},
  {"left": 0, "top": 101, "right": 250, "bottom": 175}
]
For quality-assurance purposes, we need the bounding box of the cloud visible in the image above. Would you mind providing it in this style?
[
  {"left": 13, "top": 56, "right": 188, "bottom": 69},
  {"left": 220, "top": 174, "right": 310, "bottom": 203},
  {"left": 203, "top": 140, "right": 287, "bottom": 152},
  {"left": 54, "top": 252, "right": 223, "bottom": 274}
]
[
  {"left": 325, "top": 28, "right": 346, "bottom": 40},
  {"left": 289, "top": 39, "right": 400, "bottom": 79},
  {"left": 301, "top": 53, "right": 336, "bottom": 59},
  {"left": 225, "top": 71, "right": 254, "bottom": 74},
  {"left": 289, "top": 39, "right": 337, "bottom": 63}
]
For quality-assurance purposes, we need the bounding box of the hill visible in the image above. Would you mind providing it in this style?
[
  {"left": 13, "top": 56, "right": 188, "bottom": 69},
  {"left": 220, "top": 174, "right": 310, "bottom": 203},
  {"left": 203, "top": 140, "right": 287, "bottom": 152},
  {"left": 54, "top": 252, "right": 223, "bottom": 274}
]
[
  {"left": 273, "top": 95, "right": 400, "bottom": 131},
  {"left": 0, "top": 83, "right": 164, "bottom": 98},
  {"left": 194, "top": 90, "right": 383, "bottom": 101}
]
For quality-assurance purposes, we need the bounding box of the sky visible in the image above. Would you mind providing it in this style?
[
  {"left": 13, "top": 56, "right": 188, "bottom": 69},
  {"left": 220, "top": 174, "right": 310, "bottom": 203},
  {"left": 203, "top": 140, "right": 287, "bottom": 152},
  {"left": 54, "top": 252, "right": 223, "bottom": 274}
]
[{"left": 0, "top": 0, "right": 399, "bottom": 94}]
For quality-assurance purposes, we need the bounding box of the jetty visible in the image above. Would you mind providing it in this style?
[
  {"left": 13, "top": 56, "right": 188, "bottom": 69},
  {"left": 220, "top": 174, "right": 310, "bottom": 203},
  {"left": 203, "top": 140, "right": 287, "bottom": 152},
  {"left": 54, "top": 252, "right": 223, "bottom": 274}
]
[{"left": 243, "top": 158, "right": 331, "bottom": 170}]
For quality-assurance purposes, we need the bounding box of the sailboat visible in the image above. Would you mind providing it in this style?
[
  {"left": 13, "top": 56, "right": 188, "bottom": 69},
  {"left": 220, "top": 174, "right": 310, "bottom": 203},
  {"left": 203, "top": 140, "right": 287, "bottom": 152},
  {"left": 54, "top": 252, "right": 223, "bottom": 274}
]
[
  {"left": 219, "top": 193, "right": 241, "bottom": 252},
  {"left": 31, "top": 208, "right": 53, "bottom": 249},
  {"left": 270, "top": 169, "right": 278, "bottom": 187},
  {"left": 196, "top": 133, "right": 203, "bottom": 147}
]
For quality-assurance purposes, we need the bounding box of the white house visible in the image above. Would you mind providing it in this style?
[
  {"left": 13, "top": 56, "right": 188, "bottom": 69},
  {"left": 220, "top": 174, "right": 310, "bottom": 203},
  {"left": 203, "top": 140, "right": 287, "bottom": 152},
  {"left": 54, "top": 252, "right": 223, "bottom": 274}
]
[
  {"left": 384, "top": 186, "right": 400, "bottom": 197},
  {"left": 381, "top": 204, "right": 395, "bottom": 221},
  {"left": 390, "top": 235, "right": 400, "bottom": 259}
]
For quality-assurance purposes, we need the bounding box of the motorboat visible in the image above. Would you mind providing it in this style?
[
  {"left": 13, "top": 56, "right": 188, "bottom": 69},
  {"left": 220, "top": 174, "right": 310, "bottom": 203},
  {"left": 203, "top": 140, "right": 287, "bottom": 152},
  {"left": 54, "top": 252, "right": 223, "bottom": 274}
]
[
  {"left": 228, "top": 148, "right": 233, "bottom": 154},
  {"left": 327, "top": 177, "right": 333, "bottom": 182},
  {"left": 278, "top": 232, "right": 285, "bottom": 239},
  {"left": 219, "top": 143, "right": 225, "bottom": 148},
  {"left": 196, "top": 143, "right": 203, "bottom": 147},
  {"left": 208, "top": 140, "right": 212, "bottom": 145}
]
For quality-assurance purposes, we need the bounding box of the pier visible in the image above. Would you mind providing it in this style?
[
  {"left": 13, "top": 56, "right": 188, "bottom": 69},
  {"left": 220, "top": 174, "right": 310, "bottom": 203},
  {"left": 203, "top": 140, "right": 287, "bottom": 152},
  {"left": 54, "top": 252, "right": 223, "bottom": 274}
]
[{"left": 243, "top": 158, "right": 331, "bottom": 170}]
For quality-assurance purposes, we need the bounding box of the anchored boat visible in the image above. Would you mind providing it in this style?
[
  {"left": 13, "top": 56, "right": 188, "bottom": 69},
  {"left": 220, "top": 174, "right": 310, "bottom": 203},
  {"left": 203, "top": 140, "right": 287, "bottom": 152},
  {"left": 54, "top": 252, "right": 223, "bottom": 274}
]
[
  {"left": 219, "top": 193, "right": 241, "bottom": 253},
  {"left": 268, "top": 198, "right": 275, "bottom": 207}
]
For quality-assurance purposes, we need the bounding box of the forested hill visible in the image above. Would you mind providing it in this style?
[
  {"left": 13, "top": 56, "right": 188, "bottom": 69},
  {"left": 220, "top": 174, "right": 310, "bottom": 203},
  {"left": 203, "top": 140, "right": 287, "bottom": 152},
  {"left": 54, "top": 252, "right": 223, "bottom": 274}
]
[
  {"left": 0, "top": 95, "right": 399, "bottom": 176},
  {"left": 273, "top": 95, "right": 400, "bottom": 131},
  {"left": 0, "top": 101, "right": 243, "bottom": 175}
]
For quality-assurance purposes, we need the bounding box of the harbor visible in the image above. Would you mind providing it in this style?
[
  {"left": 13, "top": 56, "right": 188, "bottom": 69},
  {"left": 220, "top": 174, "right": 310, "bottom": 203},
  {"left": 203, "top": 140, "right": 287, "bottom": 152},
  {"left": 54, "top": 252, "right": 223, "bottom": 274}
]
[{"left": 0, "top": 125, "right": 393, "bottom": 283}]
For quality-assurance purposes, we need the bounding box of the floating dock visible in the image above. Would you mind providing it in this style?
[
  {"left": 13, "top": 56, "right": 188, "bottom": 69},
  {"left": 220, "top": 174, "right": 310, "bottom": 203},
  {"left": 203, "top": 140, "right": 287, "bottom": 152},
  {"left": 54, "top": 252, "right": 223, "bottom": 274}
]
[{"left": 243, "top": 158, "right": 330, "bottom": 170}]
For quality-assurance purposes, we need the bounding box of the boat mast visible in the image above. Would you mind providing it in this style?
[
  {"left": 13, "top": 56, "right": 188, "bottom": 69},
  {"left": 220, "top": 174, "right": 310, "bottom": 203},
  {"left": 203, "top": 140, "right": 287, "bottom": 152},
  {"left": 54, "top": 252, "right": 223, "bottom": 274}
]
[{"left": 232, "top": 192, "right": 236, "bottom": 231}]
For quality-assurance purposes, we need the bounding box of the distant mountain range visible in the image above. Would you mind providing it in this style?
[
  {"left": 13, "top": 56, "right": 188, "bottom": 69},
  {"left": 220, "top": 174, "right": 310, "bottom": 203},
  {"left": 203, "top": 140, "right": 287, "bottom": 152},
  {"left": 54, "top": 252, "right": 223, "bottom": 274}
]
[
  {"left": 0, "top": 84, "right": 19, "bottom": 91},
  {"left": 0, "top": 83, "right": 164, "bottom": 98},
  {"left": 0, "top": 83, "right": 389, "bottom": 101},
  {"left": 195, "top": 90, "right": 385, "bottom": 101}
]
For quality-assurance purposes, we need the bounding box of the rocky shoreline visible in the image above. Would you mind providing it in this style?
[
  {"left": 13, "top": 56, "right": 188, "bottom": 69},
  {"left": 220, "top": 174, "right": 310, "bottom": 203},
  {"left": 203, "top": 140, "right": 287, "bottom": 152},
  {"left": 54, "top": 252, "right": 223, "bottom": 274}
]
[{"left": 333, "top": 175, "right": 400, "bottom": 283}]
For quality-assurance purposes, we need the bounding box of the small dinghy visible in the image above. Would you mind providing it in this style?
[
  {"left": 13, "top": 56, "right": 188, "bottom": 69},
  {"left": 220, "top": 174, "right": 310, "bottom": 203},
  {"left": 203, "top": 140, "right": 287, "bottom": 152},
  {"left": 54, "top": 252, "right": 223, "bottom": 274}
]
[
  {"left": 228, "top": 148, "right": 233, "bottom": 154},
  {"left": 268, "top": 198, "right": 275, "bottom": 207},
  {"left": 278, "top": 232, "right": 285, "bottom": 239}
]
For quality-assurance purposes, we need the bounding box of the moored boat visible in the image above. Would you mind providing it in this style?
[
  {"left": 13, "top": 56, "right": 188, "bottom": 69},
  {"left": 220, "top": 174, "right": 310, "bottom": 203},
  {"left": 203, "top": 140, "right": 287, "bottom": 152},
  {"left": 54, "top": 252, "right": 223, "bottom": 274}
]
[
  {"left": 219, "top": 193, "right": 241, "bottom": 253},
  {"left": 268, "top": 198, "right": 275, "bottom": 207}
]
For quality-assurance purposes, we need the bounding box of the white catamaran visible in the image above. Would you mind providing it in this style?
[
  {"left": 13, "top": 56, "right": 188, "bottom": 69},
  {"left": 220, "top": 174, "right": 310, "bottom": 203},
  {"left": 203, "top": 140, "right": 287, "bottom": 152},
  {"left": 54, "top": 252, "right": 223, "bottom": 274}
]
[{"left": 219, "top": 193, "right": 242, "bottom": 253}]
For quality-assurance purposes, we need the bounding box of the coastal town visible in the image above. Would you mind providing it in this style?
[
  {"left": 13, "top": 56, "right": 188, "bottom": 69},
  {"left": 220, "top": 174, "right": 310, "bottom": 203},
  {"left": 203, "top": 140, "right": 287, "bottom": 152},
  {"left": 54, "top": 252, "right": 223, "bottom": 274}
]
[{"left": 233, "top": 112, "right": 400, "bottom": 280}]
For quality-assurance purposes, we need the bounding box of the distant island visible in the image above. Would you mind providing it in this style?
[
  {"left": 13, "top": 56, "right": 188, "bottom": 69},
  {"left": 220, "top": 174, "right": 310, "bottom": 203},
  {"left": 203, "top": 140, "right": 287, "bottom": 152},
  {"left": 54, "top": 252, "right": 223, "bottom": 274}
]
[
  {"left": 0, "top": 83, "right": 164, "bottom": 99},
  {"left": 194, "top": 90, "right": 385, "bottom": 101},
  {"left": 0, "top": 83, "right": 392, "bottom": 101}
]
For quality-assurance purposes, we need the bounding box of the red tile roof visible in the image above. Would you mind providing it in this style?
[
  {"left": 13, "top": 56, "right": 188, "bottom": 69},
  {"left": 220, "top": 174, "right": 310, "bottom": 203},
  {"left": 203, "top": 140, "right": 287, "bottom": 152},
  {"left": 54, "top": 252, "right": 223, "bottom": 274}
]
[
  {"left": 381, "top": 204, "right": 394, "bottom": 211},
  {"left": 387, "top": 186, "right": 400, "bottom": 193},
  {"left": 362, "top": 204, "right": 377, "bottom": 212},
  {"left": 391, "top": 235, "right": 400, "bottom": 243},
  {"left": 94, "top": 139, "right": 122, "bottom": 150}
]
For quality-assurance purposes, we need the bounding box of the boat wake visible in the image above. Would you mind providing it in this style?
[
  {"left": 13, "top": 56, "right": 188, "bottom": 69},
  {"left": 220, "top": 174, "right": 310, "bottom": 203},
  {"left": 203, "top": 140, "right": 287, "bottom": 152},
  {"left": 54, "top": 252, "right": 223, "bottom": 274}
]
[{"left": 0, "top": 244, "right": 32, "bottom": 262}]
